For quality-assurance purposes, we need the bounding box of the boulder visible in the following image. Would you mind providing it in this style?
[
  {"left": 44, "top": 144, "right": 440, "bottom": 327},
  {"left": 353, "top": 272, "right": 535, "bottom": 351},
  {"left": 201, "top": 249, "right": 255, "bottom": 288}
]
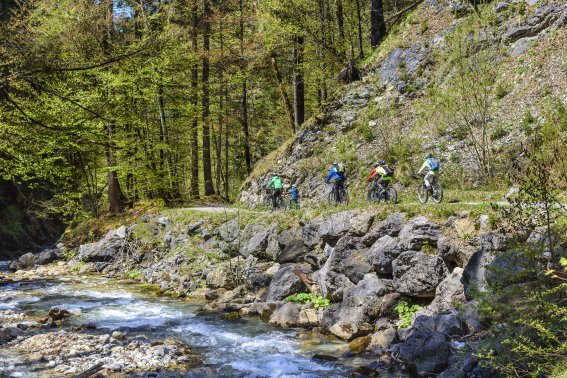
[
  {"left": 218, "top": 218, "right": 240, "bottom": 242},
  {"left": 398, "top": 217, "right": 440, "bottom": 251},
  {"left": 411, "top": 314, "right": 465, "bottom": 337},
  {"left": 35, "top": 248, "right": 60, "bottom": 265},
  {"left": 298, "top": 307, "right": 320, "bottom": 327},
  {"left": 302, "top": 219, "right": 322, "bottom": 249},
  {"left": 367, "top": 235, "right": 403, "bottom": 275},
  {"left": 454, "top": 218, "right": 476, "bottom": 238},
  {"left": 369, "top": 327, "right": 398, "bottom": 350},
  {"left": 348, "top": 335, "right": 372, "bottom": 353},
  {"left": 206, "top": 265, "right": 229, "bottom": 289},
  {"left": 349, "top": 212, "right": 375, "bottom": 236},
  {"left": 9, "top": 252, "right": 36, "bottom": 271},
  {"left": 77, "top": 227, "right": 127, "bottom": 263},
  {"left": 363, "top": 213, "right": 405, "bottom": 246},
  {"left": 437, "top": 237, "right": 475, "bottom": 267},
  {"left": 485, "top": 250, "right": 534, "bottom": 288},
  {"left": 398, "top": 328, "right": 450, "bottom": 375},
  {"left": 240, "top": 226, "right": 274, "bottom": 259},
  {"left": 462, "top": 250, "right": 495, "bottom": 300},
  {"left": 393, "top": 251, "right": 447, "bottom": 298},
  {"left": 476, "top": 232, "right": 507, "bottom": 252},
  {"left": 186, "top": 220, "right": 204, "bottom": 235},
  {"left": 427, "top": 267, "right": 466, "bottom": 314},
  {"left": 266, "top": 264, "right": 308, "bottom": 301},
  {"left": 0, "top": 326, "right": 24, "bottom": 343},
  {"left": 276, "top": 229, "right": 309, "bottom": 263},
  {"left": 326, "top": 273, "right": 390, "bottom": 340},
  {"left": 269, "top": 302, "right": 301, "bottom": 327},
  {"left": 328, "top": 236, "right": 371, "bottom": 284},
  {"left": 318, "top": 211, "right": 354, "bottom": 244}
]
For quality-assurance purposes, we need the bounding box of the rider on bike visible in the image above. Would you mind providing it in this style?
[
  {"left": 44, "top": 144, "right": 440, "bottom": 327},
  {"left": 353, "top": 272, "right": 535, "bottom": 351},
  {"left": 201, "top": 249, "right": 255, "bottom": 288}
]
[
  {"left": 287, "top": 184, "right": 300, "bottom": 209},
  {"left": 368, "top": 160, "right": 393, "bottom": 189},
  {"left": 325, "top": 162, "right": 346, "bottom": 202},
  {"left": 266, "top": 173, "right": 284, "bottom": 209},
  {"left": 417, "top": 153, "right": 440, "bottom": 189}
]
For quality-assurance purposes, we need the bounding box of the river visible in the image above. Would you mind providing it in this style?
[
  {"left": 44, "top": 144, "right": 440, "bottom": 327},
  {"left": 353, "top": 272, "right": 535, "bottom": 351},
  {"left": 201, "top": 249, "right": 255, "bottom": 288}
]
[{"left": 0, "top": 261, "right": 396, "bottom": 377}]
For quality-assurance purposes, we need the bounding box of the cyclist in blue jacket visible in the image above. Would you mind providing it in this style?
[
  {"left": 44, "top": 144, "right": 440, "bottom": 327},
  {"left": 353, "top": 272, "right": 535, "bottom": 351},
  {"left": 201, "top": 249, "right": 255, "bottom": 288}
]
[
  {"left": 287, "top": 184, "right": 300, "bottom": 209},
  {"left": 325, "top": 162, "right": 346, "bottom": 202}
]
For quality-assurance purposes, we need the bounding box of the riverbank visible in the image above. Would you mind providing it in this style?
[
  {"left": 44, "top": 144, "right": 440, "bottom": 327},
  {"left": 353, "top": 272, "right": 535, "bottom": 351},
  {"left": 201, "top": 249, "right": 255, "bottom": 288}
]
[{"left": 0, "top": 262, "right": 397, "bottom": 377}]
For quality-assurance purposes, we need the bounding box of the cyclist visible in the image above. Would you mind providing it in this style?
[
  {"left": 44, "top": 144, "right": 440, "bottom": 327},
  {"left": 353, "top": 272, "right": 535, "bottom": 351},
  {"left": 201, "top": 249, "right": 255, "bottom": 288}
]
[
  {"left": 368, "top": 160, "right": 394, "bottom": 199},
  {"left": 287, "top": 184, "right": 300, "bottom": 209},
  {"left": 417, "top": 153, "right": 440, "bottom": 189},
  {"left": 325, "top": 162, "right": 346, "bottom": 202},
  {"left": 266, "top": 173, "right": 284, "bottom": 209}
]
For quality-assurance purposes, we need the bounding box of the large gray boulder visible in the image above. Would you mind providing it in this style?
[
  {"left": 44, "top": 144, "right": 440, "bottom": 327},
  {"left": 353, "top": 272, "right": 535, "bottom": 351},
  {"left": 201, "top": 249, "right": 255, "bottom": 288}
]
[
  {"left": 368, "top": 235, "right": 403, "bottom": 275},
  {"left": 239, "top": 225, "right": 274, "bottom": 259},
  {"left": 427, "top": 267, "right": 466, "bottom": 314},
  {"left": 8, "top": 252, "right": 36, "bottom": 271},
  {"left": 318, "top": 211, "right": 354, "bottom": 244},
  {"left": 327, "top": 236, "right": 372, "bottom": 284},
  {"left": 302, "top": 218, "right": 322, "bottom": 248},
  {"left": 77, "top": 226, "right": 127, "bottom": 263},
  {"left": 266, "top": 264, "right": 308, "bottom": 301},
  {"left": 276, "top": 229, "right": 309, "bottom": 263},
  {"left": 218, "top": 218, "right": 240, "bottom": 242},
  {"left": 397, "top": 328, "right": 450, "bottom": 375},
  {"left": 462, "top": 250, "right": 495, "bottom": 300},
  {"left": 411, "top": 314, "right": 465, "bottom": 338},
  {"left": 35, "top": 248, "right": 60, "bottom": 265},
  {"left": 393, "top": 251, "right": 447, "bottom": 298},
  {"left": 349, "top": 212, "right": 375, "bottom": 236},
  {"left": 363, "top": 212, "right": 406, "bottom": 246},
  {"left": 326, "top": 273, "right": 390, "bottom": 340},
  {"left": 398, "top": 217, "right": 440, "bottom": 251}
]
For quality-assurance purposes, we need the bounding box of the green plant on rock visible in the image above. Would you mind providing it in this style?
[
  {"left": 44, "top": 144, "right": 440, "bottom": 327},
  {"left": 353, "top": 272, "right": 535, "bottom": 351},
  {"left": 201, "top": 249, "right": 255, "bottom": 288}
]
[
  {"left": 395, "top": 300, "right": 421, "bottom": 328},
  {"left": 125, "top": 270, "right": 142, "bottom": 280},
  {"left": 285, "top": 293, "right": 330, "bottom": 309}
]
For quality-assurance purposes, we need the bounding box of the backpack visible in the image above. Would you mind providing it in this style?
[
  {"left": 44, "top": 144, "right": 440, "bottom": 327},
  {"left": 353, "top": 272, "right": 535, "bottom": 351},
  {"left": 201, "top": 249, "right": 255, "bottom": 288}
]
[
  {"left": 427, "top": 158, "right": 440, "bottom": 171},
  {"left": 382, "top": 165, "right": 394, "bottom": 177},
  {"left": 336, "top": 163, "right": 346, "bottom": 174}
]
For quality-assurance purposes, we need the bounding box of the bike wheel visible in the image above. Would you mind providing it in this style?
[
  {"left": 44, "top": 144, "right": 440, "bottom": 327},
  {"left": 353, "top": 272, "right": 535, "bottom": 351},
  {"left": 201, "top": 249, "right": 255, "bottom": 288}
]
[
  {"left": 431, "top": 184, "right": 443, "bottom": 204},
  {"left": 328, "top": 190, "right": 336, "bottom": 205},
  {"left": 387, "top": 187, "right": 398, "bottom": 204},
  {"left": 417, "top": 184, "right": 429, "bottom": 204},
  {"left": 341, "top": 189, "right": 349, "bottom": 206}
]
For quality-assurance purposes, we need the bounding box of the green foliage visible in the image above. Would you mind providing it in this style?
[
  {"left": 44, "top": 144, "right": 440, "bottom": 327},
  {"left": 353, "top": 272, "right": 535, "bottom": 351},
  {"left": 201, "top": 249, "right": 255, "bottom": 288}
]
[
  {"left": 520, "top": 110, "right": 536, "bottom": 134},
  {"left": 70, "top": 261, "right": 85, "bottom": 272},
  {"left": 124, "top": 270, "right": 142, "bottom": 280},
  {"left": 285, "top": 293, "right": 330, "bottom": 309},
  {"left": 395, "top": 300, "right": 421, "bottom": 328}
]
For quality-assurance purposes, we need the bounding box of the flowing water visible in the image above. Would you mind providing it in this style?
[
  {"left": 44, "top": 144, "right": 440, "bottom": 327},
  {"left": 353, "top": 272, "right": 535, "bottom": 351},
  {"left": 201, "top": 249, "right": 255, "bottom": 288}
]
[{"left": 0, "top": 262, "right": 394, "bottom": 378}]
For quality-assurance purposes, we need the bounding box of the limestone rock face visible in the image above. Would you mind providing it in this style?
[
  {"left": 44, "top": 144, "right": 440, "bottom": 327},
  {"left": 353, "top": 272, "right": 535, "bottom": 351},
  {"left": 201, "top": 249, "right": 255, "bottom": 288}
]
[
  {"left": 77, "top": 227, "right": 128, "bottom": 263},
  {"left": 265, "top": 265, "right": 308, "bottom": 301},
  {"left": 392, "top": 251, "right": 447, "bottom": 298}
]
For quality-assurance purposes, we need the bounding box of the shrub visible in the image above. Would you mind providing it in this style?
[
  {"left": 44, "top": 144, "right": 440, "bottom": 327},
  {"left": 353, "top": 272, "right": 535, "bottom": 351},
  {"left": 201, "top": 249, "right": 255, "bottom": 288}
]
[
  {"left": 395, "top": 300, "right": 421, "bottom": 328},
  {"left": 285, "top": 293, "right": 330, "bottom": 308}
]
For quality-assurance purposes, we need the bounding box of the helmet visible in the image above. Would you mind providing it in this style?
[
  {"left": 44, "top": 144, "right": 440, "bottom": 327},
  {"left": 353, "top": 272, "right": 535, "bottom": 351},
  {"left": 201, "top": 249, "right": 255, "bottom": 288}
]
[
  {"left": 426, "top": 153, "right": 433, "bottom": 159},
  {"left": 333, "top": 161, "right": 338, "bottom": 166},
  {"left": 378, "top": 160, "right": 385, "bottom": 165},
  {"left": 292, "top": 184, "right": 297, "bottom": 188},
  {"left": 272, "top": 173, "right": 279, "bottom": 177},
  {"left": 373, "top": 163, "right": 379, "bottom": 168}
]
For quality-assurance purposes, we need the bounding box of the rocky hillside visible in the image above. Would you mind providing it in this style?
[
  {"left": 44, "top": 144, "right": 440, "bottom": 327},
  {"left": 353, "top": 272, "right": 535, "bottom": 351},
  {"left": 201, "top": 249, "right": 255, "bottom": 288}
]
[
  {"left": 8, "top": 205, "right": 563, "bottom": 376},
  {"left": 240, "top": 0, "right": 567, "bottom": 206}
]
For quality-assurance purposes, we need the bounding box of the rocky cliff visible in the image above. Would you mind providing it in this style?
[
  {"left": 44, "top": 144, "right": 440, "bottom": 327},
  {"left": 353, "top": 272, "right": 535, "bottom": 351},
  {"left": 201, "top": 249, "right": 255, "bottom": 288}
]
[{"left": 239, "top": 0, "right": 567, "bottom": 207}]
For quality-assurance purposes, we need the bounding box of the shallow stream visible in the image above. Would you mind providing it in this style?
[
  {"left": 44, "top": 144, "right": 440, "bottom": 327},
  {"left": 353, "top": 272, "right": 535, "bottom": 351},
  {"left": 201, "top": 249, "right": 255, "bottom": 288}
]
[{"left": 0, "top": 262, "right": 396, "bottom": 377}]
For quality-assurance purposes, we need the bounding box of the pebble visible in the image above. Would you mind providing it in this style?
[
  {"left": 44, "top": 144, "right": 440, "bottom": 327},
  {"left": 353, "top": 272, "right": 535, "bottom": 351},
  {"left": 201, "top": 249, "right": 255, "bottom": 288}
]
[{"left": 112, "top": 330, "right": 125, "bottom": 339}]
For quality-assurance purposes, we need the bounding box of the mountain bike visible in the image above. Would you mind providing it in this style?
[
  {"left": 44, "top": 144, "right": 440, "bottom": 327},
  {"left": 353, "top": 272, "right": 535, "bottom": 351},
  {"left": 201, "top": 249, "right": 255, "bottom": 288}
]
[
  {"left": 266, "top": 189, "right": 284, "bottom": 211},
  {"left": 416, "top": 176, "right": 443, "bottom": 204},
  {"left": 367, "top": 180, "right": 397, "bottom": 204},
  {"left": 284, "top": 194, "right": 300, "bottom": 212},
  {"left": 327, "top": 181, "right": 349, "bottom": 206}
]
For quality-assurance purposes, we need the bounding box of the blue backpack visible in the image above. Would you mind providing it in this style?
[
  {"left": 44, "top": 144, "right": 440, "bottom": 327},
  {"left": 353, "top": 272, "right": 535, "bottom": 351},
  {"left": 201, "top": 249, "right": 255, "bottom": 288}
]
[{"left": 427, "top": 158, "right": 440, "bottom": 171}]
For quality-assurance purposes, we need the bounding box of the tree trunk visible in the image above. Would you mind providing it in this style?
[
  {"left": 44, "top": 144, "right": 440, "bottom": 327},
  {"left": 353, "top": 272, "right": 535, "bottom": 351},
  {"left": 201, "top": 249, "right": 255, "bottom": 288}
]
[
  {"left": 336, "top": 0, "right": 345, "bottom": 54},
  {"left": 355, "top": 0, "right": 364, "bottom": 59},
  {"left": 293, "top": 35, "right": 304, "bottom": 131},
  {"left": 202, "top": 0, "right": 215, "bottom": 196},
  {"left": 271, "top": 54, "right": 295, "bottom": 132},
  {"left": 190, "top": 2, "right": 200, "bottom": 199},
  {"left": 216, "top": 17, "right": 224, "bottom": 196},
  {"left": 103, "top": 0, "right": 127, "bottom": 212},
  {"left": 239, "top": 0, "right": 251, "bottom": 175},
  {"left": 318, "top": 0, "right": 327, "bottom": 103},
  {"left": 371, "top": 0, "right": 386, "bottom": 48}
]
